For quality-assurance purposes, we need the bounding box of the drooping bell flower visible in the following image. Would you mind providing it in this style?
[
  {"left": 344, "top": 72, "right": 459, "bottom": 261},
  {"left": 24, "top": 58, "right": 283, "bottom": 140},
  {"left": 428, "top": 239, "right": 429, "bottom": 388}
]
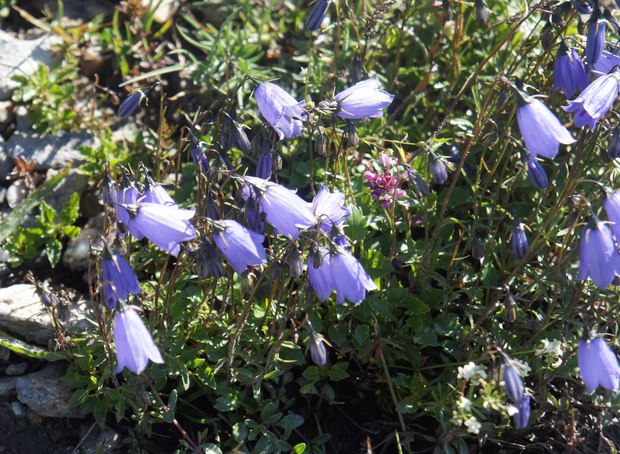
[
  {"left": 189, "top": 134, "right": 210, "bottom": 176},
  {"left": 517, "top": 95, "right": 575, "bottom": 159},
  {"left": 243, "top": 176, "right": 316, "bottom": 239},
  {"left": 307, "top": 247, "right": 335, "bottom": 301},
  {"left": 142, "top": 172, "right": 175, "bottom": 206},
  {"left": 330, "top": 249, "right": 377, "bottom": 304},
  {"left": 503, "top": 363, "right": 525, "bottom": 403},
  {"left": 113, "top": 306, "right": 164, "bottom": 374},
  {"left": 594, "top": 50, "right": 620, "bottom": 76},
  {"left": 129, "top": 203, "right": 197, "bottom": 256},
  {"left": 195, "top": 238, "right": 226, "bottom": 279},
  {"left": 254, "top": 82, "right": 307, "bottom": 141},
  {"left": 512, "top": 394, "right": 530, "bottom": 429},
  {"left": 526, "top": 158, "right": 549, "bottom": 190},
  {"left": 511, "top": 219, "right": 529, "bottom": 259},
  {"left": 578, "top": 336, "right": 620, "bottom": 392},
  {"left": 430, "top": 154, "right": 448, "bottom": 184},
  {"left": 115, "top": 176, "right": 142, "bottom": 230},
  {"left": 335, "top": 78, "right": 394, "bottom": 119},
  {"left": 212, "top": 219, "right": 267, "bottom": 274},
  {"left": 604, "top": 190, "right": 620, "bottom": 240},
  {"left": 117, "top": 83, "right": 158, "bottom": 119},
  {"left": 221, "top": 110, "right": 250, "bottom": 152},
  {"left": 553, "top": 44, "right": 589, "bottom": 98},
  {"left": 405, "top": 167, "right": 430, "bottom": 198},
  {"left": 306, "top": 0, "right": 331, "bottom": 32},
  {"left": 586, "top": 14, "right": 606, "bottom": 66},
  {"left": 577, "top": 218, "right": 620, "bottom": 289},
  {"left": 102, "top": 252, "right": 141, "bottom": 310},
  {"left": 571, "top": 0, "right": 594, "bottom": 14},
  {"left": 310, "top": 333, "right": 328, "bottom": 366},
  {"left": 474, "top": 0, "right": 489, "bottom": 26},
  {"left": 312, "top": 185, "right": 351, "bottom": 233},
  {"left": 564, "top": 72, "right": 620, "bottom": 131},
  {"left": 256, "top": 147, "right": 273, "bottom": 180}
]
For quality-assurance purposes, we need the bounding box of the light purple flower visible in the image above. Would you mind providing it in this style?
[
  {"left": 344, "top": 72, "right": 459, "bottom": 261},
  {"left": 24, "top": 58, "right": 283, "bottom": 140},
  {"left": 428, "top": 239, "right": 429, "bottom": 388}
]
[
  {"left": 244, "top": 176, "right": 316, "bottom": 239},
  {"left": 306, "top": 0, "right": 331, "bottom": 31},
  {"left": 102, "top": 253, "right": 141, "bottom": 310},
  {"left": 577, "top": 219, "right": 620, "bottom": 289},
  {"left": 143, "top": 178, "right": 175, "bottom": 206},
  {"left": 594, "top": 51, "right": 620, "bottom": 76},
  {"left": 503, "top": 363, "right": 524, "bottom": 403},
  {"left": 578, "top": 336, "right": 620, "bottom": 392},
  {"left": 586, "top": 16, "right": 606, "bottom": 66},
  {"left": 310, "top": 333, "right": 328, "bottom": 366},
  {"left": 312, "top": 185, "right": 351, "bottom": 233},
  {"left": 553, "top": 45, "right": 589, "bottom": 98},
  {"left": 517, "top": 97, "right": 575, "bottom": 158},
  {"left": 212, "top": 219, "right": 267, "bottom": 274},
  {"left": 129, "top": 203, "right": 197, "bottom": 256},
  {"left": 254, "top": 82, "right": 307, "bottom": 141},
  {"left": 512, "top": 394, "right": 530, "bottom": 429},
  {"left": 526, "top": 158, "right": 549, "bottom": 190},
  {"left": 605, "top": 191, "right": 620, "bottom": 240},
  {"left": 335, "top": 78, "right": 394, "bottom": 119},
  {"left": 114, "top": 307, "right": 164, "bottom": 374},
  {"left": 330, "top": 249, "right": 377, "bottom": 304},
  {"left": 307, "top": 248, "right": 335, "bottom": 301},
  {"left": 564, "top": 73, "right": 620, "bottom": 131}
]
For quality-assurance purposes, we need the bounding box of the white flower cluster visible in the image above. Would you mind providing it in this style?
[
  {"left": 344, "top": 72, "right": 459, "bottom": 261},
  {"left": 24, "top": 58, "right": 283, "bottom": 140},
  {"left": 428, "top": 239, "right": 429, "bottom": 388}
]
[
  {"left": 457, "top": 361, "right": 488, "bottom": 381},
  {"left": 535, "top": 338, "right": 563, "bottom": 368}
]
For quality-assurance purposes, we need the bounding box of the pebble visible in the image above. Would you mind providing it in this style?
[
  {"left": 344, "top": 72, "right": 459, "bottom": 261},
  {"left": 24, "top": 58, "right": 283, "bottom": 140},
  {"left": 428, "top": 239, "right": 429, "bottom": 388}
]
[
  {"left": 0, "top": 377, "right": 16, "bottom": 398},
  {"left": 5, "top": 362, "right": 28, "bottom": 376},
  {"left": 11, "top": 400, "right": 26, "bottom": 418}
]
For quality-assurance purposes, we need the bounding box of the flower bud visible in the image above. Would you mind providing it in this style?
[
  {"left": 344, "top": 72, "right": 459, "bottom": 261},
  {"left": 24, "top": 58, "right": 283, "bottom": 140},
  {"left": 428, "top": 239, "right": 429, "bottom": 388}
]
[
  {"left": 475, "top": 0, "right": 489, "bottom": 26},
  {"left": 288, "top": 248, "right": 304, "bottom": 278},
  {"left": 526, "top": 159, "right": 548, "bottom": 190},
  {"left": 503, "top": 363, "right": 524, "bottom": 403},
  {"left": 512, "top": 394, "right": 530, "bottom": 429},
  {"left": 344, "top": 121, "right": 359, "bottom": 148},
  {"left": 315, "top": 133, "right": 328, "bottom": 156},
  {"left": 471, "top": 238, "right": 485, "bottom": 261},
  {"left": 430, "top": 155, "right": 448, "bottom": 184},
  {"left": 608, "top": 127, "right": 620, "bottom": 159},
  {"left": 406, "top": 168, "right": 430, "bottom": 198},
  {"left": 256, "top": 149, "right": 273, "bottom": 180},
  {"left": 196, "top": 239, "right": 226, "bottom": 278},
  {"left": 310, "top": 334, "right": 328, "bottom": 366},
  {"left": 118, "top": 91, "right": 144, "bottom": 119},
  {"left": 512, "top": 219, "right": 529, "bottom": 259}
]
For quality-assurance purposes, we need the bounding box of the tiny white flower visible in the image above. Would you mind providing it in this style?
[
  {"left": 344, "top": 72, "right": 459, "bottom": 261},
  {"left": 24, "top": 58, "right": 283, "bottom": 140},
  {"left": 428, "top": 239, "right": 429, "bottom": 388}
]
[
  {"left": 510, "top": 358, "right": 531, "bottom": 376},
  {"left": 458, "top": 396, "right": 472, "bottom": 411},
  {"left": 457, "top": 361, "right": 488, "bottom": 380},
  {"left": 464, "top": 416, "right": 481, "bottom": 434},
  {"left": 506, "top": 404, "right": 519, "bottom": 416},
  {"left": 536, "top": 339, "right": 562, "bottom": 356}
]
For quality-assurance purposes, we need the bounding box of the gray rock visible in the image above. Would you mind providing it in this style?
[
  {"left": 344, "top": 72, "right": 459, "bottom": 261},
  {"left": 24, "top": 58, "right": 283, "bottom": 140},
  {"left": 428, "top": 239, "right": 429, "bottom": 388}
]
[
  {"left": 80, "top": 428, "right": 122, "bottom": 454},
  {"left": 11, "top": 400, "right": 26, "bottom": 417},
  {"left": 0, "top": 284, "right": 90, "bottom": 345},
  {"left": 16, "top": 363, "right": 83, "bottom": 418},
  {"left": 14, "top": 105, "right": 32, "bottom": 132},
  {"left": 0, "top": 100, "right": 13, "bottom": 126},
  {"left": 6, "top": 179, "right": 27, "bottom": 209},
  {"left": 0, "top": 346, "right": 9, "bottom": 362},
  {"left": 0, "top": 377, "right": 16, "bottom": 398},
  {"left": 44, "top": 168, "right": 89, "bottom": 215},
  {"left": 0, "top": 30, "right": 59, "bottom": 101},
  {"left": 5, "top": 362, "right": 27, "bottom": 376},
  {"left": 63, "top": 214, "right": 103, "bottom": 271},
  {"left": 0, "top": 131, "right": 100, "bottom": 178}
]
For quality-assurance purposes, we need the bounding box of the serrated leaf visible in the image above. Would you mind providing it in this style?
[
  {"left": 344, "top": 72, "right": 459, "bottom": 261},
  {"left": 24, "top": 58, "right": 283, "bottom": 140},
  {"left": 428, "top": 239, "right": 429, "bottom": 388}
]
[
  {"left": 59, "top": 192, "right": 80, "bottom": 224},
  {"left": 46, "top": 238, "right": 62, "bottom": 268}
]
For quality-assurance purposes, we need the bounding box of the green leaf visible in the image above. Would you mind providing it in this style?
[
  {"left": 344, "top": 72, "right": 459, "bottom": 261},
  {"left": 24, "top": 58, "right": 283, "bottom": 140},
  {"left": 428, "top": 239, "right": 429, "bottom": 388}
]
[
  {"left": 328, "top": 362, "right": 349, "bottom": 381},
  {"left": 214, "top": 392, "right": 240, "bottom": 412},
  {"left": 46, "top": 238, "right": 62, "bottom": 268},
  {"left": 0, "top": 328, "right": 65, "bottom": 361},
  {"left": 292, "top": 443, "right": 307, "bottom": 454},
  {"left": 59, "top": 192, "right": 80, "bottom": 224}
]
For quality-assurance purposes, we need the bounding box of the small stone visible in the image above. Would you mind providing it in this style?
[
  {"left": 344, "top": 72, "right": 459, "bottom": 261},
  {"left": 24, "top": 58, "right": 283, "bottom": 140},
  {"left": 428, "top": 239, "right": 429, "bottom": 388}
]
[
  {"left": 63, "top": 214, "right": 103, "bottom": 272},
  {"left": 0, "top": 346, "right": 10, "bottom": 362},
  {"left": 80, "top": 428, "right": 122, "bottom": 454},
  {"left": 0, "top": 30, "right": 59, "bottom": 101},
  {"left": 0, "top": 377, "right": 16, "bottom": 398},
  {"left": 16, "top": 363, "right": 84, "bottom": 418},
  {"left": 44, "top": 168, "right": 89, "bottom": 215},
  {"left": 10, "top": 400, "right": 26, "bottom": 418},
  {"left": 6, "top": 179, "right": 27, "bottom": 209},
  {"left": 5, "top": 362, "right": 27, "bottom": 376},
  {"left": 0, "top": 131, "right": 100, "bottom": 179}
]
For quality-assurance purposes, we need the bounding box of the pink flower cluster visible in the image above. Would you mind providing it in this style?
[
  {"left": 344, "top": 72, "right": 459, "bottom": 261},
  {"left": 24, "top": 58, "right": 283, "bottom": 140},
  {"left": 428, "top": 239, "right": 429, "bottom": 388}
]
[{"left": 363, "top": 153, "right": 405, "bottom": 208}]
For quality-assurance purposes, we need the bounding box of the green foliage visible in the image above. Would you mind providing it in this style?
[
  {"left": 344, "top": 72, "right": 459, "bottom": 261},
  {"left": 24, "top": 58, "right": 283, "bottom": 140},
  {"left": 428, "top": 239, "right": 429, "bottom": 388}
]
[{"left": 5, "top": 193, "right": 81, "bottom": 267}]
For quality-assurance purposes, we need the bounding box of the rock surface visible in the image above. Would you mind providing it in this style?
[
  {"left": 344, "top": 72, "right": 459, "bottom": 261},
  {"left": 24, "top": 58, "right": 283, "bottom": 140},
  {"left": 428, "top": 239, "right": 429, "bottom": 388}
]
[
  {"left": 0, "top": 30, "right": 59, "bottom": 101},
  {"left": 0, "top": 284, "right": 90, "bottom": 345},
  {"left": 16, "top": 363, "right": 84, "bottom": 418},
  {"left": 0, "top": 131, "right": 100, "bottom": 178},
  {"left": 0, "top": 377, "right": 16, "bottom": 398},
  {"left": 63, "top": 214, "right": 104, "bottom": 271}
]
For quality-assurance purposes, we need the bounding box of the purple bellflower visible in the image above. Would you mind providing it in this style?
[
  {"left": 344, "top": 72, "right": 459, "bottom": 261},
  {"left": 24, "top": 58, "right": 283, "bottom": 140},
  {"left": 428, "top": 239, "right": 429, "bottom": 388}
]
[
  {"left": 189, "top": 135, "right": 210, "bottom": 176},
  {"left": 503, "top": 363, "right": 525, "bottom": 403},
  {"left": 512, "top": 219, "right": 529, "bottom": 259},
  {"left": 430, "top": 154, "right": 449, "bottom": 184},
  {"left": 312, "top": 185, "right": 351, "bottom": 233},
  {"left": 243, "top": 176, "right": 316, "bottom": 239},
  {"left": 335, "top": 78, "right": 394, "bottom": 119},
  {"left": 256, "top": 148, "right": 273, "bottom": 180},
  {"left": 330, "top": 249, "right": 377, "bottom": 304},
  {"left": 310, "top": 333, "right": 328, "bottom": 366},
  {"left": 517, "top": 96, "right": 575, "bottom": 159},
  {"left": 526, "top": 158, "right": 549, "bottom": 189},
  {"left": 604, "top": 190, "right": 620, "bottom": 240},
  {"left": 306, "top": 0, "right": 331, "bottom": 32},
  {"left": 307, "top": 248, "right": 335, "bottom": 301},
  {"left": 113, "top": 306, "right": 164, "bottom": 374},
  {"left": 115, "top": 179, "right": 141, "bottom": 230},
  {"left": 143, "top": 175, "right": 175, "bottom": 206},
  {"left": 102, "top": 253, "right": 141, "bottom": 310},
  {"left": 571, "top": 0, "right": 594, "bottom": 14},
  {"left": 594, "top": 51, "right": 620, "bottom": 76},
  {"left": 553, "top": 44, "right": 589, "bottom": 98},
  {"left": 129, "top": 203, "right": 197, "bottom": 256},
  {"left": 586, "top": 15, "right": 606, "bottom": 66},
  {"left": 578, "top": 336, "right": 620, "bottom": 392},
  {"left": 254, "top": 82, "right": 307, "bottom": 141},
  {"left": 564, "top": 72, "right": 620, "bottom": 131},
  {"left": 212, "top": 219, "right": 267, "bottom": 274},
  {"left": 577, "top": 218, "right": 620, "bottom": 289},
  {"left": 512, "top": 394, "right": 531, "bottom": 429},
  {"left": 221, "top": 111, "right": 250, "bottom": 152}
]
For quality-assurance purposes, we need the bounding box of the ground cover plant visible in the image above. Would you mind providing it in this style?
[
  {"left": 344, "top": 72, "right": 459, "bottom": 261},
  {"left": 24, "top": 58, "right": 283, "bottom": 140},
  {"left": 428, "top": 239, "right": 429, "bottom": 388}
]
[{"left": 3, "top": 0, "right": 620, "bottom": 452}]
